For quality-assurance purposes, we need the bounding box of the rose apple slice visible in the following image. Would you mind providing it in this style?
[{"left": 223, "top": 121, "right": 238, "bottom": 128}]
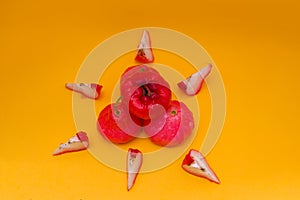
[
  {"left": 127, "top": 148, "right": 143, "bottom": 191},
  {"left": 65, "top": 83, "right": 102, "bottom": 99},
  {"left": 52, "top": 131, "right": 89, "bottom": 156},
  {"left": 177, "top": 64, "right": 212, "bottom": 96},
  {"left": 182, "top": 149, "right": 220, "bottom": 184},
  {"left": 135, "top": 30, "right": 154, "bottom": 63}
]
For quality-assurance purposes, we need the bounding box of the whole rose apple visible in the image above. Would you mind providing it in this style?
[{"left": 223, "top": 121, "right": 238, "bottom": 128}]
[
  {"left": 97, "top": 101, "right": 142, "bottom": 144},
  {"left": 144, "top": 100, "right": 194, "bottom": 147},
  {"left": 120, "top": 65, "right": 172, "bottom": 120}
]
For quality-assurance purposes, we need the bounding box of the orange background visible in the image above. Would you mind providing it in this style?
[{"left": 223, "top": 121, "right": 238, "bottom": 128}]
[{"left": 1, "top": 0, "right": 300, "bottom": 199}]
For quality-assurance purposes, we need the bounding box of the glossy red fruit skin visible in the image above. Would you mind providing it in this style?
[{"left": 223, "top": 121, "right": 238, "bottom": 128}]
[
  {"left": 135, "top": 53, "right": 153, "bottom": 63},
  {"left": 144, "top": 100, "right": 194, "bottom": 147},
  {"left": 120, "top": 65, "right": 172, "bottom": 120},
  {"left": 91, "top": 83, "right": 103, "bottom": 99},
  {"left": 76, "top": 131, "right": 89, "bottom": 147},
  {"left": 97, "top": 103, "right": 142, "bottom": 144}
]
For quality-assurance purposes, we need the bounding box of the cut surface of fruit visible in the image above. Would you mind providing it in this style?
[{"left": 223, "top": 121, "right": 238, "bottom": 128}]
[
  {"left": 135, "top": 30, "right": 154, "bottom": 63},
  {"left": 127, "top": 148, "right": 143, "bottom": 191},
  {"left": 65, "top": 83, "right": 102, "bottom": 99},
  {"left": 52, "top": 131, "right": 89, "bottom": 156},
  {"left": 177, "top": 64, "right": 212, "bottom": 96},
  {"left": 182, "top": 149, "right": 220, "bottom": 184}
]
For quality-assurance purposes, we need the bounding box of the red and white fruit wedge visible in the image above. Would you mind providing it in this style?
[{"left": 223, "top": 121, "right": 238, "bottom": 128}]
[
  {"left": 135, "top": 30, "right": 154, "bottom": 63},
  {"left": 182, "top": 149, "right": 220, "bottom": 184},
  {"left": 65, "top": 83, "right": 102, "bottom": 99},
  {"left": 177, "top": 64, "right": 212, "bottom": 96},
  {"left": 127, "top": 148, "right": 143, "bottom": 191},
  {"left": 52, "top": 131, "right": 89, "bottom": 156}
]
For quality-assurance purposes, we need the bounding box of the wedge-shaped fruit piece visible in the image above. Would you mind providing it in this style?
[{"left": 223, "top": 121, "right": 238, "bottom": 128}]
[
  {"left": 135, "top": 30, "right": 154, "bottom": 63},
  {"left": 52, "top": 131, "right": 89, "bottom": 156},
  {"left": 65, "top": 83, "right": 102, "bottom": 99},
  {"left": 182, "top": 149, "right": 220, "bottom": 184},
  {"left": 127, "top": 148, "right": 143, "bottom": 191},
  {"left": 177, "top": 64, "right": 212, "bottom": 96}
]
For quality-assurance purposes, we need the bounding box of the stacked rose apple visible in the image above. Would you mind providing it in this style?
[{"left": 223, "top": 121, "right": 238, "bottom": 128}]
[{"left": 97, "top": 64, "right": 195, "bottom": 147}]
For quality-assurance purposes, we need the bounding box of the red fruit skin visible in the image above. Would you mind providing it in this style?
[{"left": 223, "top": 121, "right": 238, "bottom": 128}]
[
  {"left": 129, "top": 83, "right": 171, "bottom": 120},
  {"left": 91, "top": 83, "right": 103, "bottom": 99},
  {"left": 144, "top": 100, "right": 194, "bottom": 147},
  {"left": 122, "top": 65, "right": 136, "bottom": 75},
  {"left": 182, "top": 149, "right": 220, "bottom": 184},
  {"left": 97, "top": 103, "right": 142, "bottom": 144},
  {"left": 135, "top": 50, "right": 154, "bottom": 63},
  {"left": 129, "top": 112, "right": 144, "bottom": 127},
  {"left": 120, "top": 65, "right": 172, "bottom": 120},
  {"left": 76, "top": 131, "right": 89, "bottom": 148},
  {"left": 182, "top": 150, "right": 195, "bottom": 165},
  {"left": 128, "top": 148, "right": 142, "bottom": 155}
]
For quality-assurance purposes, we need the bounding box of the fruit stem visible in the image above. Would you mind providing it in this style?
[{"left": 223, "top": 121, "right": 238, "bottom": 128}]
[
  {"left": 142, "top": 84, "right": 152, "bottom": 96},
  {"left": 114, "top": 96, "right": 123, "bottom": 115}
]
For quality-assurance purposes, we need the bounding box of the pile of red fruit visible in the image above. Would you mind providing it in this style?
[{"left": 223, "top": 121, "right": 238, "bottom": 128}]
[
  {"left": 97, "top": 64, "right": 195, "bottom": 147},
  {"left": 54, "top": 30, "right": 219, "bottom": 191}
]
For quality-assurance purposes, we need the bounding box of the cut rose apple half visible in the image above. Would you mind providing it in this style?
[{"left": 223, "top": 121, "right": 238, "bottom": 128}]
[
  {"left": 135, "top": 30, "right": 154, "bottom": 63},
  {"left": 65, "top": 83, "right": 102, "bottom": 99},
  {"left": 177, "top": 64, "right": 212, "bottom": 96},
  {"left": 127, "top": 148, "right": 143, "bottom": 191},
  {"left": 182, "top": 149, "right": 220, "bottom": 184},
  {"left": 52, "top": 131, "right": 89, "bottom": 156}
]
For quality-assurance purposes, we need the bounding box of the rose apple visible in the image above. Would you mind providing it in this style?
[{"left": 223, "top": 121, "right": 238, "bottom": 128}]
[
  {"left": 177, "top": 64, "right": 212, "bottom": 96},
  {"left": 52, "top": 131, "right": 89, "bottom": 156},
  {"left": 127, "top": 148, "right": 143, "bottom": 191},
  {"left": 182, "top": 149, "right": 220, "bottom": 184},
  {"left": 97, "top": 101, "right": 142, "bottom": 144},
  {"left": 120, "top": 65, "right": 172, "bottom": 120},
  {"left": 135, "top": 30, "right": 154, "bottom": 63},
  {"left": 144, "top": 100, "right": 194, "bottom": 147},
  {"left": 65, "top": 83, "right": 102, "bottom": 99}
]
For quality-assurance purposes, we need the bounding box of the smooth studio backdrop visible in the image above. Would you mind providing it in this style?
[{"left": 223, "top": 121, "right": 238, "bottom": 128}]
[{"left": 1, "top": 0, "right": 299, "bottom": 199}]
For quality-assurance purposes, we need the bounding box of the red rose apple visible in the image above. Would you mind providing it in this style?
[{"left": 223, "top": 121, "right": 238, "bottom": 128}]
[
  {"left": 177, "top": 64, "right": 212, "bottom": 96},
  {"left": 120, "top": 65, "right": 172, "bottom": 120},
  {"left": 182, "top": 149, "right": 220, "bottom": 184},
  {"left": 65, "top": 83, "right": 102, "bottom": 99},
  {"left": 97, "top": 101, "right": 142, "bottom": 144},
  {"left": 52, "top": 131, "right": 89, "bottom": 156},
  {"left": 127, "top": 148, "right": 143, "bottom": 191},
  {"left": 144, "top": 100, "right": 194, "bottom": 147},
  {"left": 135, "top": 30, "right": 154, "bottom": 63}
]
